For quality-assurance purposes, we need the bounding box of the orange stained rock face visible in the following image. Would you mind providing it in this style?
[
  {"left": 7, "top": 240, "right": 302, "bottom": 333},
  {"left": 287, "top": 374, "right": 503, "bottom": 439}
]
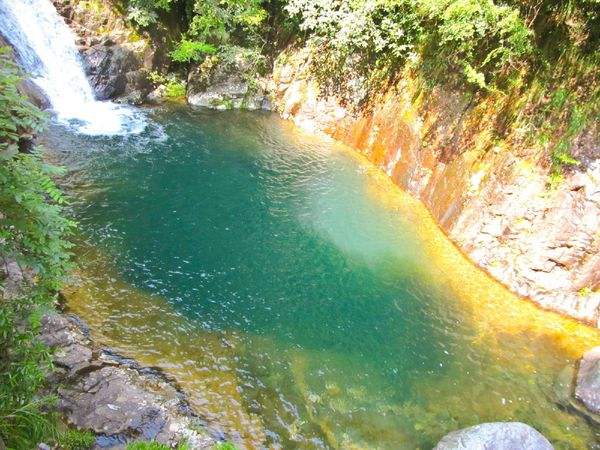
[{"left": 354, "top": 148, "right": 600, "bottom": 358}]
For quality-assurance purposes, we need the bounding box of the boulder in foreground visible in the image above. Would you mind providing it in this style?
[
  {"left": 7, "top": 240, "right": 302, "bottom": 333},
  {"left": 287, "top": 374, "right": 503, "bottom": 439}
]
[
  {"left": 40, "top": 313, "right": 218, "bottom": 448},
  {"left": 434, "top": 422, "right": 553, "bottom": 450},
  {"left": 575, "top": 346, "right": 600, "bottom": 414}
]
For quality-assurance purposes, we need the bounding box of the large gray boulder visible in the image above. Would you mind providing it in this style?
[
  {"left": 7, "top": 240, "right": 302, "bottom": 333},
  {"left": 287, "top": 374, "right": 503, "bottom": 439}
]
[
  {"left": 187, "top": 48, "right": 269, "bottom": 110},
  {"left": 575, "top": 346, "right": 600, "bottom": 414},
  {"left": 40, "top": 313, "right": 217, "bottom": 448},
  {"left": 434, "top": 422, "right": 553, "bottom": 450},
  {"left": 18, "top": 78, "right": 51, "bottom": 109},
  {"left": 81, "top": 41, "right": 148, "bottom": 100},
  {"left": 188, "top": 79, "right": 259, "bottom": 110}
]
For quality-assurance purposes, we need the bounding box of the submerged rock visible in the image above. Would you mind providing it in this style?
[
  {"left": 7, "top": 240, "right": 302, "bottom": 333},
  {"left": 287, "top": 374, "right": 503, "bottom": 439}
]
[
  {"left": 575, "top": 346, "right": 600, "bottom": 414},
  {"left": 40, "top": 313, "right": 217, "bottom": 449},
  {"left": 434, "top": 422, "right": 553, "bottom": 450},
  {"left": 552, "top": 362, "right": 600, "bottom": 427},
  {"left": 553, "top": 365, "right": 577, "bottom": 407}
]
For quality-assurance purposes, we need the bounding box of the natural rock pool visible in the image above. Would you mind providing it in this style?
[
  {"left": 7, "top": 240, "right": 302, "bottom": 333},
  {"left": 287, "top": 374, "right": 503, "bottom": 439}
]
[{"left": 45, "top": 105, "right": 600, "bottom": 449}]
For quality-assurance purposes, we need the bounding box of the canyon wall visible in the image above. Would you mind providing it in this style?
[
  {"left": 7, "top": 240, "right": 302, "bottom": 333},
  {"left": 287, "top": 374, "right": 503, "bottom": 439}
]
[
  {"left": 269, "top": 47, "right": 600, "bottom": 326},
  {"left": 37, "top": 4, "right": 600, "bottom": 327}
]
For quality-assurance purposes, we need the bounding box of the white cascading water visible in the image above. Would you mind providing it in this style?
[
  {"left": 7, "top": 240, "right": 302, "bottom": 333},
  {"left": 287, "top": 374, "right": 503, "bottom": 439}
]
[{"left": 0, "top": 0, "right": 146, "bottom": 136}]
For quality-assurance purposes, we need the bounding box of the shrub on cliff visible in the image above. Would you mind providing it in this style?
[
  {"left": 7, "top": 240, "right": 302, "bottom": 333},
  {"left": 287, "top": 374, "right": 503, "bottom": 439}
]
[
  {"left": 0, "top": 47, "right": 74, "bottom": 449},
  {"left": 125, "top": 0, "right": 267, "bottom": 65},
  {"left": 285, "top": 0, "right": 532, "bottom": 91},
  {"left": 285, "top": 0, "right": 599, "bottom": 99},
  {"left": 170, "top": 39, "right": 217, "bottom": 63}
]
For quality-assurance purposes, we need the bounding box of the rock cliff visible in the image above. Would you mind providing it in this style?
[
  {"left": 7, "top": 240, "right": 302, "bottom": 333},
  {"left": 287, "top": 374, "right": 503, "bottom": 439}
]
[{"left": 269, "top": 47, "right": 600, "bottom": 326}]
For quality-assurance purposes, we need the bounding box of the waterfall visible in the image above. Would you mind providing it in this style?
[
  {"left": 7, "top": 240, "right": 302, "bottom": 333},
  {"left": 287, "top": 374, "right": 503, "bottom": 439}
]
[{"left": 0, "top": 0, "right": 146, "bottom": 136}]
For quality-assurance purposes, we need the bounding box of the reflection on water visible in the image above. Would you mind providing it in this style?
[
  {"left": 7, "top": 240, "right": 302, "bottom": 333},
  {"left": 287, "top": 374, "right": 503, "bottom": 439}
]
[{"left": 45, "top": 105, "right": 600, "bottom": 449}]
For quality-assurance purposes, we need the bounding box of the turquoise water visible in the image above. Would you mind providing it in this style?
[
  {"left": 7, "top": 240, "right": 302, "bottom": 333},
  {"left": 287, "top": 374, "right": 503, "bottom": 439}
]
[{"left": 45, "top": 105, "right": 599, "bottom": 449}]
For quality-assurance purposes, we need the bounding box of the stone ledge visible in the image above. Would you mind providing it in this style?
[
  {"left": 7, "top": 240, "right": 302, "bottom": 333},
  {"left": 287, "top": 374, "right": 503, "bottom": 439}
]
[{"left": 40, "top": 313, "right": 222, "bottom": 449}]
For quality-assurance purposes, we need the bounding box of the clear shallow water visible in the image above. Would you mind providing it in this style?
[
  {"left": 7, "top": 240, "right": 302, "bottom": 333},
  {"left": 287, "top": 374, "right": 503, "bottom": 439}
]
[{"left": 45, "top": 105, "right": 600, "bottom": 449}]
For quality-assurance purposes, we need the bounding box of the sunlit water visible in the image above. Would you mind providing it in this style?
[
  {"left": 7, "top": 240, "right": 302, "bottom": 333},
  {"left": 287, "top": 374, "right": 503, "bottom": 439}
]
[{"left": 44, "top": 105, "right": 600, "bottom": 449}]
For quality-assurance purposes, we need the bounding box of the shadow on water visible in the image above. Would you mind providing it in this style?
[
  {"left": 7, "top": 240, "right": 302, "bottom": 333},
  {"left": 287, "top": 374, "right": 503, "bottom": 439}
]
[{"left": 44, "top": 104, "right": 600, "bottom": 449}]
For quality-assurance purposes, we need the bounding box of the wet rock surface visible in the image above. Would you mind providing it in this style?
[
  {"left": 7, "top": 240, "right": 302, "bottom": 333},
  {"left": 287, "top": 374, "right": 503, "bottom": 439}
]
[
  {"left": 433, "top": 422, "right": 554, "bottom": 450},
  {"left": 52, "top": 0, "right": 157, "bottom": 101},
  {"left": 18, "top": 78, "right": 51, "bottom": 110},
  {"left": 40, "top": 313, "right": 218, "bottom": 449},
  {"left": 451, "top": 150, "right": 600, "bottom": 326},
  {"left": 81, "top": 43, "right": 143, "bottom": 100},
  {"left": 575, "top": 346, "right": 600, "bottom": 415},
  {"left": 187, "top": 50, "right": 269, "bottom": 110}
]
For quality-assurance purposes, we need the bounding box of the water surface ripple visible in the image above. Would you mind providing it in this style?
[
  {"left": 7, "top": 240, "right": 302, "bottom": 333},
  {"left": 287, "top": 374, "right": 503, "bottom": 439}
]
[{"left": 44, "top": 106, "right": 600, "bottom": 449}]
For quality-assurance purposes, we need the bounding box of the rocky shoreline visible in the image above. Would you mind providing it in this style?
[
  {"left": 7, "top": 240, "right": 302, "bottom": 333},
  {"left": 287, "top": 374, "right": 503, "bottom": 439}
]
[
  {"left": 39, "top": 312, "right": 221, "bottom": 449},
  {"left": 266, "top": 50, "right": 600, "bottom": 328},
  {"left": 40, "top": 310, "right": 600, "bottom": 449}
]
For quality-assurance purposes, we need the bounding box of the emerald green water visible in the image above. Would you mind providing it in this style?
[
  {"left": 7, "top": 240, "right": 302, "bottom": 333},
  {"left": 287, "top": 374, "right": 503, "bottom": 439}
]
[{"left": 45, "top": 105, "right": 599, "bottom": 449}]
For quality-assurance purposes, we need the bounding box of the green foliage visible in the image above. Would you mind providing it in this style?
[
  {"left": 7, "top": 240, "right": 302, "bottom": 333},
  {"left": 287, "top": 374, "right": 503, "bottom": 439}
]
[
  {"left": 213, "top": 442, "right": 239, "bottom": 450},
  {"left": 0, "top": 149, "right": 75, "bottom": 290},
  {"left": 170, "top": 39, "right": 218, "bottom": 63},
  {"left": 545, "top": 101, "right": 591, "bottom": 185},
  {"left": 123, "top": 0, "right": 600, "bottom": 120},
  {"left": 147, "top": 70, "right": 167, "bottom": 85},
  {"left": 0, "top": 50, "right": 46, "bottom": 145},
  {"left": 181, "top": 0, "right": 267, "bottom": 62},
  {"left": 126, "top": 441, "right": 190, "bottom": 450},
  {"left": 126, "top": 0, "right": 174, "bottom": 26},
  {"left": 0, "top": 47, "right": 74, "bottom": 449},
  {"left": 552, "top": 144, "right": 579, "bottom": 167},
  {"left": 0, "top": 305, "right": 57, "bottom": 449},
  {"left": 147, "top": 71, "right": 187, "bottom": 98},
  {"left": 218, "top": 45, "right": 268, "bottom": 86},
  {"left": 189, "top": 0, "right": 267, "bottom": 38},
  {"left": 285, "top": 0, "right": 532, "bottom": 92},
  {"left": 578, "top": 286, "right": 592, "bottom": 297},
  {"left": 165, "top": 79, "right": 187, "bottom": 97},
  {"left": 56, "top": 429, "right": 96, "bottom": 450},
  {"left": 0, "top": 50, "right": 74, "bottom": 290},
  {"left": 427, "top": 0, "right": 531, "bottom": 86},
  {"left": 548, "top": 89, "right": 569, "bottom": 112},
  {"left": 125, "top": 0, "right": 267, "bottom": 66},
  {"left": 546, "top": 169, "right": 564, "bottom": 190}
]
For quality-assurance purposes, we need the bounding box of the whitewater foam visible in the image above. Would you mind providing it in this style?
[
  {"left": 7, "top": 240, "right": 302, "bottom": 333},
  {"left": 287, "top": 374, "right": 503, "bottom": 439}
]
[{"left": 0, "top": 0, "right": 147, "bottom": 136}]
